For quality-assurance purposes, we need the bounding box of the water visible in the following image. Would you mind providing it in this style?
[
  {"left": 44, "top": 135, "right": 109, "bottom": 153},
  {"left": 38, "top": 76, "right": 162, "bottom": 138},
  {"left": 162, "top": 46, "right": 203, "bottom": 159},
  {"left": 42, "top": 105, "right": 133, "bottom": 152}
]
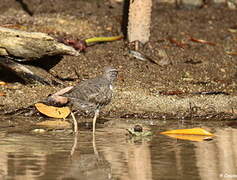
[{"left": 0, "top": 118, "right": 236, "bottom": 180}]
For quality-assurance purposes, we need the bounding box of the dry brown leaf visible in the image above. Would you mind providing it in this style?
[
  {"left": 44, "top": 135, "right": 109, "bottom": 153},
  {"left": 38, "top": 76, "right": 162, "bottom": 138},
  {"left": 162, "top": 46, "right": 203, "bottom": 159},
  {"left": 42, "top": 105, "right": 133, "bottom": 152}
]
[
  {"left": 168, "top": 37, "right": 189, "bottom": 48},
  {"left": 160, "top": 128, "right": 214, "bottom": 136},
  {"left": 0, "top": 92, "right": 6, "bottom": 96},
  {"left": 36, "top": 120, "right": 71, "bottom": 128},
  {"left": 35, "top": 103, "right": 71, "bottom": 119},
  {"left": 226, "top": 51, "right": 237, "bottom": 56}
]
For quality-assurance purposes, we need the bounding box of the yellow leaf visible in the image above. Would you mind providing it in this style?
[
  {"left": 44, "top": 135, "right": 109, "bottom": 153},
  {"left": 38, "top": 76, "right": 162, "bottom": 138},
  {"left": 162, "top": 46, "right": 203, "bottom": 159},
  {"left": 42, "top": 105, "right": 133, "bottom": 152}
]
[
  {"left": 35, "top": 103, "right": 71, "bottom": 119},
  {"left": 163, "top": 134, "right": 213, "bottom": 142},
  {"left": 160, "top": 128, "right": 214, "bottom": 136},
  {"left": 36, "top": 120, "right": 71, "bottom": 128}
]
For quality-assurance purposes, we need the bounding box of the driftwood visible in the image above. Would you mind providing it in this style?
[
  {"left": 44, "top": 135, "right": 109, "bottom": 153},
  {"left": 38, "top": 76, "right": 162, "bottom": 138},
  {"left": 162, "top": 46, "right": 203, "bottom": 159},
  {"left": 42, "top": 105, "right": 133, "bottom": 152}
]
[
  {"left": 0, "top": 57, "right": 63, "bottom": 85},
  {"left": 0, "top": 27, "right": 79, "bottom": 84},
  {"left": 0, "top": 27, "right": 79, "bottom": 60}
]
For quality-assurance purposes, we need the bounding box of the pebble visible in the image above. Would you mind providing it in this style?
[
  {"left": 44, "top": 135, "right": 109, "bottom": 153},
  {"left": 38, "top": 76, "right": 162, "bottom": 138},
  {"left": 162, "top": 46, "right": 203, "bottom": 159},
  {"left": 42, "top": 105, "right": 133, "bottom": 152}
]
[{"left": 32, "top": 129, "right": 46, "bottom": 133}]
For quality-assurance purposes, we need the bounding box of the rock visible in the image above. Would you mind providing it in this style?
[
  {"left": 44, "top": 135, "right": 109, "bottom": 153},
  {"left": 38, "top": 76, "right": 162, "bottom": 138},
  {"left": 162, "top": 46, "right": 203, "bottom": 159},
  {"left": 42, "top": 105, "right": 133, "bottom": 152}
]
[
  {"left": 157, "top": 50, "right": 171, "bottom": 66},
  {"left": 179, "top": 0, "right": 204, "bottom": 9},
  {"left": 227, "top": 0, "right": 237, "bottom": 9},
  {"left": 212, "top": 0, "right": 226, "bottom": 4}
]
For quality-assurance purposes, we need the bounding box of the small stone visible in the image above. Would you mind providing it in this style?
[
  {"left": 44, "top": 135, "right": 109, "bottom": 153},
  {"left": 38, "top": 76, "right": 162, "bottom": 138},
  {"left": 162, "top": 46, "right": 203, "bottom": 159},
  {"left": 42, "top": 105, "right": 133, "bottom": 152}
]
[
  {"left": 227, "top": 0, "right": 237, "bottom": 9},
  {"left": 212, "top": 0, "right": 225, "bottom": 3},
  {"left": 158, "top": 0, "right": 176, "bottom": 3},
  {"left": 32, "top": 129, "right": 46, "bottom": 133},
  {"left": 157, "top": 50, "right": 171, "bottom": 66},
  {"left": 180, "top": 0, "right": 204, "bottom": 9},
  {"left": 134, "top": 124, "right": 143, "bottom": 132},
  {"left": 220, "top": 68, "right": 226, "bottom": 73}
]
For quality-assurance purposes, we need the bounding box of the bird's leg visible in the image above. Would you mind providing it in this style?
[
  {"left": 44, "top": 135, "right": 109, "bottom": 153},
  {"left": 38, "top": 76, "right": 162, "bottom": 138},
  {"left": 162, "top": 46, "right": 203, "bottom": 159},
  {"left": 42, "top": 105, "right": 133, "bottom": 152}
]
[
  {"left": 92, "top": 109, "right": 100, "bottom": 157},
  {"left": 71, "top": 112, "right": 78, "bottom": 133},
  {"left": 70, "top": 112, "right": 78, "bottom": 157},
  {"left": 92, "top": 109, "right": 100, "bottom": 135}
]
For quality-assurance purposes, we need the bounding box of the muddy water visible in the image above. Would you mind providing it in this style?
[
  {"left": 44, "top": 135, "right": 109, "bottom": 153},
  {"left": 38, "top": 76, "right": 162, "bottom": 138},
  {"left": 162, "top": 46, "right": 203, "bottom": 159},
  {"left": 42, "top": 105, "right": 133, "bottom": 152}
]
[{"left": 0, "top": 117, "right": 236, "bottom": 180}]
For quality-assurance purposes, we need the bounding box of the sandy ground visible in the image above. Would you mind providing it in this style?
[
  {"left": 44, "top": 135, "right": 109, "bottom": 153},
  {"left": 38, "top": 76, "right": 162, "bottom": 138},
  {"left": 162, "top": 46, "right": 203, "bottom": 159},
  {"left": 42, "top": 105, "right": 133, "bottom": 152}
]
[{"left": 0, "top": 0, "right": 237, "bottom": 120}]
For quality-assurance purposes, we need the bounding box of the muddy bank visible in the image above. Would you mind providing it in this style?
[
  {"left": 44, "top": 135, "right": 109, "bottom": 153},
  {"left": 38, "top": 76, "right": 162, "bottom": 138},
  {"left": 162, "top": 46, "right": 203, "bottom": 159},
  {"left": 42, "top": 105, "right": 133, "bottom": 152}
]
[{"left": 0, "top": 0, "right": 237, "bottom": 119}]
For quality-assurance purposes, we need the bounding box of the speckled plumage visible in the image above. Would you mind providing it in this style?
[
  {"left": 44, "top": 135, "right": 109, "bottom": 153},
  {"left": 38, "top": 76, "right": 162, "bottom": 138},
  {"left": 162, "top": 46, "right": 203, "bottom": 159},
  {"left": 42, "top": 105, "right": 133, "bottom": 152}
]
[
  {"left": 64, "top": 67, "right": 118, "bottom": 134},
  {"left": 65, "top": 75, "right": 114, "bottom": 114}
]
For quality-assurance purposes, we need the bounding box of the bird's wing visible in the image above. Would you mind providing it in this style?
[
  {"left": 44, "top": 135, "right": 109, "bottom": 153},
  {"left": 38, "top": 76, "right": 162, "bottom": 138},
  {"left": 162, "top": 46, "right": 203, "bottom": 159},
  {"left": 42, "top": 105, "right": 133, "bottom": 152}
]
[
  {"left": 84, "top": 78, "right": 112, "bottom": 105},
  {"left": 65, "top": 77, "right": 112, "bottom": 106}
]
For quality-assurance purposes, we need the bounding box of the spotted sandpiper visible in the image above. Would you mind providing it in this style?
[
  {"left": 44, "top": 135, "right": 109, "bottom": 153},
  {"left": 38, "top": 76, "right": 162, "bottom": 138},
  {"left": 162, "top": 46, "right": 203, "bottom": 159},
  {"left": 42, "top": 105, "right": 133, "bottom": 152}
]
[{"left": 62, "top": 67, "right": 118, "bottom": 134}]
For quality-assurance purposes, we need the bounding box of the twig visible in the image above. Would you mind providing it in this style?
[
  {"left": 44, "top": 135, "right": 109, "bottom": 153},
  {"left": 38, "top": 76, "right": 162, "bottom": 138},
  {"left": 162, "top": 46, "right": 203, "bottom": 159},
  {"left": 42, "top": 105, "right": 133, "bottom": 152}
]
[{"left": 85, "top": 35, "right": 124, "bottom": 45}]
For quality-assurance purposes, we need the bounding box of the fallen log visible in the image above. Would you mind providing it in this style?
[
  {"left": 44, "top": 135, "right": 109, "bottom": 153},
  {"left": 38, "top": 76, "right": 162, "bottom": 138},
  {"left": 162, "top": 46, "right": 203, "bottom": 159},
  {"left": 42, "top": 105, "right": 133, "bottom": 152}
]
[
  {"left": 0, "top": 27, "right": 79, "bottom": 84},
  {"left": 0, "top": 27, "right": 79, "bottom": 60}
]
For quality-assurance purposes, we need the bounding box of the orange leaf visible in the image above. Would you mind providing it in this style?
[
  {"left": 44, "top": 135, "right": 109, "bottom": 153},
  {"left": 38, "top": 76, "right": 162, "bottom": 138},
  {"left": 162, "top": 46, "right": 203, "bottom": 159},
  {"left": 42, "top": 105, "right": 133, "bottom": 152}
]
[
  {"left": 35, "top": 103, "right": 71, "bottom": 119},
  {"left": 163, "top": 134, "right": 213, "bottom": 142},
  {"left": 160, "top": 128, "right": 214, "bottom": 136}
]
